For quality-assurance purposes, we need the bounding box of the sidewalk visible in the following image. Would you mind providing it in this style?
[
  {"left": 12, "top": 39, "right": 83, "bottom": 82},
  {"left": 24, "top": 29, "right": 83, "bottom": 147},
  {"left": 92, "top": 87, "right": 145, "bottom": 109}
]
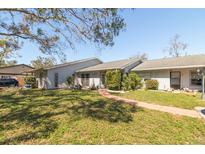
[{"left": 98, "top": 89, "right": 202, "bottom": 119}]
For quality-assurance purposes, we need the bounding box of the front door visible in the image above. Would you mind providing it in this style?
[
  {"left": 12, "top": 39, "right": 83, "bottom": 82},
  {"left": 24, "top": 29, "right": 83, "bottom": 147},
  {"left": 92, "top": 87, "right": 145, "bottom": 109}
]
[{"left": 170, "top": 71, "right": 181, "bottom": 89}]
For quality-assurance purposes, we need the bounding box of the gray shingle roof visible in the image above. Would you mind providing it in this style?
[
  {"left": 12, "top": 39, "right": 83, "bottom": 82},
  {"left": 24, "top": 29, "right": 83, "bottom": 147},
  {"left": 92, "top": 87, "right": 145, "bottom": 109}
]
[
  {"left": 77, "top": 58, "right": 141, "bottom": 72},
  {"left": 132, "top": 54, "right": 205, "bottom": 71},
  {"left": 44, "top": 57, "right": 102, "bottom": 70},
  {"left": 0, "top": 64, "right": 34, "bottom": 75}
]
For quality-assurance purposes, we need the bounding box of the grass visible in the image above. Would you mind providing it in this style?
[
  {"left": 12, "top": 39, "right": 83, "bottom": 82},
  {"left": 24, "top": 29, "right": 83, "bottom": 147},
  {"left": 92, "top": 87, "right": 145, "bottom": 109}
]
[
  {"left": 0, "top": 88, "right": 205, "bottom": 144},
  {"left": 113, "top": 90, "right": 205, "bottom": 109}
]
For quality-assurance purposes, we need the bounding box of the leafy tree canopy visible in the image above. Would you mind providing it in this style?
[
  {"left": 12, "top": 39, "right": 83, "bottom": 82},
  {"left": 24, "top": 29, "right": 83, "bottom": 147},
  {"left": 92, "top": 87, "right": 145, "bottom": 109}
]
[
  {"left": 105, "top": 69, "right": 122, "bottom": 90},
  {"left": 0, "top": 8, "right": 126, "bottom": 62},
  {"left": 31, "top": 56, "right": 56, "bottom": 69},
  {"left": 130, "top": 52, "right": 148, "bottom": 61},
  {"left": 163, "top": 34, "right": 188, "bottom": 57},
  {"left": 0, "top": 59, "right": 17, "bottom": 66},
  {"left": 122, "top": 72, "right": 141, "bottom": 90}
]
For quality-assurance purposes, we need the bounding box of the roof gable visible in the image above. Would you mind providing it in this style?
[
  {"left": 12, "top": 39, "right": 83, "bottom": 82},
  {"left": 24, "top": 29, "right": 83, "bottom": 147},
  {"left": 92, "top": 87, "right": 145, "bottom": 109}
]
[
  {"left": 77, "top": 58, "right": 142, "bottom": 72},
  {"left": 0, "top": 64, "right": 34, "bottom": 75},
  {"left": 44, "top": 57, "right": 102, "bottom": 70}
]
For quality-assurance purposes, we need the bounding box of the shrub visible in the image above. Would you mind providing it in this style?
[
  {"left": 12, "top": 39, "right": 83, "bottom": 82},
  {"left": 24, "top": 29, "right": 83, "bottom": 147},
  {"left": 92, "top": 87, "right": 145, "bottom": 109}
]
[
  {"left": 145, "top": 79, "right": 159, "bottom": 90},
  {"left": 66, "top": 76, "right": 74, "bottom": 88},
  {"left": 24, "top": 76, "right": 37, "bottom": 88},
  {"left": 122, "top": 72, "right": 142, "bottom": 90},
  {"left": 105, "top": 70, "right": 122, "bottom": 90}
]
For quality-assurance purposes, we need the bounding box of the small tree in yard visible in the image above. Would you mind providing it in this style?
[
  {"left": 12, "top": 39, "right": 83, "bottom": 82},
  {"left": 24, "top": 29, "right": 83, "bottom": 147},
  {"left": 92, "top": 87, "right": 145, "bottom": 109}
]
[
  {"left": 24, "top": 76, "right": 37, "bottom": 88},
  {"left": 122, "top": 72, "right": 142, "bottom": 91},
  {"left": 66, "top": 76, "right": 74, "bottom": 88},
  {"left": 164, "top": 34, "right": 188, "bottom": 57},
  {"left": 145, "top": 79, "right": 159, "bottom": 90},
  {"left": 105, "top": 70, "right": 122, "bottom": 90}
]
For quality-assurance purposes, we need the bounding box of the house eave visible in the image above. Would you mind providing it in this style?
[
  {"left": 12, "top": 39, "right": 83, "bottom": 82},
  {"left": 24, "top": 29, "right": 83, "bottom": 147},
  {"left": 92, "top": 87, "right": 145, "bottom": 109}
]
[
  {"left": 76, "top": 68, "right": 122, "bottom": 73},
  {"left": 133, "top": 65, "right": 205, "bottom": 71}
]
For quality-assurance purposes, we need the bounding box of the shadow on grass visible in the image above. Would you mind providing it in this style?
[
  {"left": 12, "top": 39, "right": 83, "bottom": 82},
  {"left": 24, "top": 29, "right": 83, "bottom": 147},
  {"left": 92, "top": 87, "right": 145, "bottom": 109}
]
[
  {"left": 68, "top": 99, "right": 136, "bottom": 123},
  {"left": 0, "top": 89, "right": 138, "bottom": 144}
]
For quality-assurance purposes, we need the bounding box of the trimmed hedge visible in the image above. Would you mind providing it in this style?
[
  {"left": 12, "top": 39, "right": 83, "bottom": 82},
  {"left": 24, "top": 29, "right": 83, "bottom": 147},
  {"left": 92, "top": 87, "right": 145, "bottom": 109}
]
[
  {"left": 122, "top": 72, "right": 142, "bottom": 90},
  {"left": 66, "top": 76, "right": 74, "bottom": 87},
  {"left": 105, "top": 70, "right": 122, "bottom": 90},
  {"left": 24, "top": 76, "right": 37, "bottom": 88},
  {"left": 145, "top": 79, "right": 159, "bottom": 90}
]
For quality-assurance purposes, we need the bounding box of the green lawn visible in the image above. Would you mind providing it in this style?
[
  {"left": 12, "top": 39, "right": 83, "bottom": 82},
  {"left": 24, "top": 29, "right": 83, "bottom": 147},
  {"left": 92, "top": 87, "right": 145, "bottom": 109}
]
[
  {"left": 114, "top": 90, "right": 205, "bottom": 109},
  {"left": 0, "top": 88, "right": 205, "bottom": 144}
]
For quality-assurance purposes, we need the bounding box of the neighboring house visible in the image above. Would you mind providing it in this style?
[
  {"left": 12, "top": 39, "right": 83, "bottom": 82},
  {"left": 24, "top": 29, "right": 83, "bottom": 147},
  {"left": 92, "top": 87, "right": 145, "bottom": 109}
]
[
  {"left": 76, "top": 58, "right": 142, "bottom": 88},
  {"left": 34, "top": 57, "right": 102, "bottom": 89},
  {"left": 0, "top": 64, "right": 34, "bottom": 87},
  {"left": 132, "top": 55, "right": 205, "bottom": 91}
]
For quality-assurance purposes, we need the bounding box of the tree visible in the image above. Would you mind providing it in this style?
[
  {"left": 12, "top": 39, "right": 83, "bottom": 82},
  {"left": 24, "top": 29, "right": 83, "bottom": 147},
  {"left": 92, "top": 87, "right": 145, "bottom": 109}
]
[
  {"left": 0, "top": 9, "right": 126, "bottom": 61},
  {"left": 122, "top": 72, "right": 142, "bottom": 90},
  {"left": 164, "top": 34, "right": 188, "bottom": 57},
  {"left": 31, "top": 56, "right": 56, "bottom": 69},
  {"left": 145, "top": 79, "right": 159, "bottom": 90},
  {"left": 130, "top": 52, "right": 148, "bottom": 61},
  {"left": 24, "top": 76, "right": 37, "bottom": 88},
  {"left": 105, "top": 70, "right": 122, "bottom": 90},
  {"left": 0, "top": 46, "right": 17, "bottom": 66},
  {"left": 0, "top": 58, "right": 17, "bottom": 66},
  {"left": 66, "top": 76, "right": 74, "bottom": 88}
]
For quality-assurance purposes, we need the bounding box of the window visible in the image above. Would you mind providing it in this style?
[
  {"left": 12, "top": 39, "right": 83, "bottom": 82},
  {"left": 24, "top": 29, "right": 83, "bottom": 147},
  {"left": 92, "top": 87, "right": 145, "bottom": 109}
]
[
  {"left": 191, "top": 72, "right": 202, "bottom": 86},
  {"left": 54, "top": 73, "right": 58, "bottom": 88},
  {"left": 170, "top": 72, "right": 181, "bottom": 85},
  {"left": 1, "top": 76, "right": 11, "bottom": 79},
  {"left": 81, "top": 73, "right": 89, "bottom": 86},
  {"left": 170, "top": 71, "right": 181, "bottom": 89}
]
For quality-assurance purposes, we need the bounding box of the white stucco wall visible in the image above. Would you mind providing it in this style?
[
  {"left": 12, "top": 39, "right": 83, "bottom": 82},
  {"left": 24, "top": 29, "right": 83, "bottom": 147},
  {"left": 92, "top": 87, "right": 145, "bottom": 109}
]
[
  {"left": 137, "top": 70, "right": 170, "bottom": 90},
  {"left": 151, "top": 70, "right": 170, "bottom": 90},
  {"left": 76, "top": 71, "right": 103, "bottom": 88},
  {"left": 40, "top": 59, "right": 101, "bottom": 89},
  {"left": 88, "top": 71, "right": 101, "bottom": 87},
  {"left": 136, "top": 68, "right": 202, "bottom": 91}
]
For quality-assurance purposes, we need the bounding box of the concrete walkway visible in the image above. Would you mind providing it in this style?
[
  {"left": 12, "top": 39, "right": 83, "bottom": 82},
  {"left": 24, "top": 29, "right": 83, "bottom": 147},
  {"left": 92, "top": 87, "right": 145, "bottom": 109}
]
[{"left": 98, "top": 89, "right": 202, "bottom": 119}]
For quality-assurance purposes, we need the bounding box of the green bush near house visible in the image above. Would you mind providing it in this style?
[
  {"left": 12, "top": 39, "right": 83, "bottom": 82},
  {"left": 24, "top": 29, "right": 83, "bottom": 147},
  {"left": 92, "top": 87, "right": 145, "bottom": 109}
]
[
  {"left": 105, "top": 70, "right": 122, "bottom": 90},
  {"left": 66, "top": 76, "right": 74, "bottom": 87},
  {"left": 145, "top": 79, "right": 159, "bottom": 90},
  {"left": 122, "top": 72, "right": 142, "bottom": 90},
  {"left": 24, "top": 76, "right": 37, "bottom": 88}
]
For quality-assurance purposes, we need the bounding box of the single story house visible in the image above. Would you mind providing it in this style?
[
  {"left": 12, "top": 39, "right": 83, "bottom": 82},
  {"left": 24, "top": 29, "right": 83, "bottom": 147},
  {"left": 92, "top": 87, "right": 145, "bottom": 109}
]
[
  {"left": 0, "top": 64, "right": 34, "bottom": 87},
  {"left": 33, "top": 54, "right": 205, "bottom": 91},
  {"left": 75, "top": 58, "right": 142, "bottom": 88},
  {"left": 132, "top": 55, "right": 205, "bottom": 91},
  {"left": 34, "top": 57, "right": 102, "bottom": 89}
]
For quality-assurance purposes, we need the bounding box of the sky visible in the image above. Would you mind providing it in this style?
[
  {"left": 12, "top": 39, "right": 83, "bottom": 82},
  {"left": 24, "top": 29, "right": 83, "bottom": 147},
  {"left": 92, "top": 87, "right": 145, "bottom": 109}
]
[{"left": 15, "top": 9, "right": 205, "bottom": 65}]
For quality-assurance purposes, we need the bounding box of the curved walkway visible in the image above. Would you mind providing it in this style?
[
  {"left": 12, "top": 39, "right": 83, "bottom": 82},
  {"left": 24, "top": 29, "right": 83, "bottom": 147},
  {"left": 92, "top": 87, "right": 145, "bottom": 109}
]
[{"left": 98, "top": 89, "right": 202, "bottom": 119}]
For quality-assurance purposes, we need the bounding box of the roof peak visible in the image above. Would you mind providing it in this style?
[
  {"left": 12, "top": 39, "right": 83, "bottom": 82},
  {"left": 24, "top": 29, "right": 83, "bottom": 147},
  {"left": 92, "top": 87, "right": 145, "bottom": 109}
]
[
  {"left": 44, "top": 57, "right": 102, "bottom": 70},
  {"left": 77, "top": 57, "right": 142, "bottom": 72},
  {"left": 0, "top": 64, "right": 33, "bottom": 69}
]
